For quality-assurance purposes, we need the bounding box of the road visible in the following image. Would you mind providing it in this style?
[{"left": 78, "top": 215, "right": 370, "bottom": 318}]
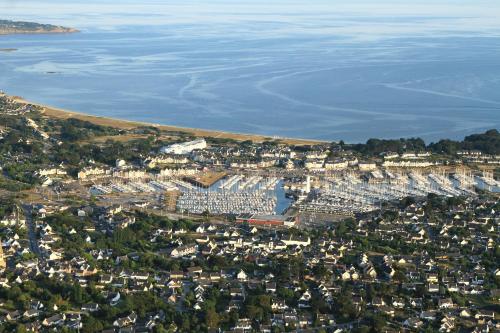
[
  {"left": 296, "top": 319, "right": 361, "bottom": 332},
  {"left": 22, "top": 204, "right": 42, "bottom": 257}
]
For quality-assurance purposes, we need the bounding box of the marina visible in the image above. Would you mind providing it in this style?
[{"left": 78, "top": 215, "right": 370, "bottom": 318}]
[
  {"left": 177, "top": 174, "right": 283, "bottom": 215},
  {"left": 89, "top": 174, "right": 287, "bottom": 215},
  {"left": 296, "top": 169, "right": 491, "bottom": 215},
  {"left": 87, "top": 167, "right": 499, "bottom": 217},
  {"left": 176, "top": 191, "right": 276, "bottom": 215}
]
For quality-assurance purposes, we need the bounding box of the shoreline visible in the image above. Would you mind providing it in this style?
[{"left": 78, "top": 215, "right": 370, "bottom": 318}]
[
  {"left": 12, "top": 95, "right": 326, "bottom": 145},
  {"left": 0, "top": 27, "right": 79, "bottom": 36},
  {"left": 0, "top": 30, "right": 79, "bottom": 36}
]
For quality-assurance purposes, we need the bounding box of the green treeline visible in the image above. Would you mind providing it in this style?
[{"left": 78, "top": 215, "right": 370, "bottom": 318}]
[{"left": 349, "top": 129, "right": 500, "bottom": 156}]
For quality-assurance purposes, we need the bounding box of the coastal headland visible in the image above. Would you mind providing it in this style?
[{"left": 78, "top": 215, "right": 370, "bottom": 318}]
[{"left": 0, "top": 19, "right": 78, "bottom": 35}]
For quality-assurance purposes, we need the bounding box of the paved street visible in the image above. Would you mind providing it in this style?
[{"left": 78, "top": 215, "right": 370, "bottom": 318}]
[{"left": 22, "top": 204, "right": 42, "bottom": 257}]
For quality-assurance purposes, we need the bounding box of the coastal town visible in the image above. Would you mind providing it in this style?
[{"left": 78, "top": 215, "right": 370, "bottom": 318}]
[{"left": 0, "top": 92, "right": 499, "bottom": 332}]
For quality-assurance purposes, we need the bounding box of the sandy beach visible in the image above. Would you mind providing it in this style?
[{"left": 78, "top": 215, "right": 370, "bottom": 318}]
[{"left": 12, "top": 96, "right": 325, "bottom": 145}]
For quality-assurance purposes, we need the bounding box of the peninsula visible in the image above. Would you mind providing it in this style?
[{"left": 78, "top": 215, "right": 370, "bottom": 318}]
[
  {"left": 0, "top": 19, "right": 78, "bottom": 35},
  {"left": 6, "top": 93, "right": 324, "bottom": 145}
]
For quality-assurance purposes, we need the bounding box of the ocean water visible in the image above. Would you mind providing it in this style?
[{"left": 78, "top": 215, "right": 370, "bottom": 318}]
[{"left": 1, "top": 0, "right": 500, "bottom": 143}]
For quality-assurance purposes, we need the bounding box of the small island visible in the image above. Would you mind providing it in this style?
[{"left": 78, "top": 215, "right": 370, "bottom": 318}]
[{"left": 0, "top": 19, "right": 78, "bottom": 35}]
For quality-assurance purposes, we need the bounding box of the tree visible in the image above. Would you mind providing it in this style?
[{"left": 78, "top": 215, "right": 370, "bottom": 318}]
[
  {"left": 368, "top": 313, "right": 387, "bottom": 332},
  {"left": 205, "top": 308, "right": 220, "bottom": 328},
  {"left": 71, "top": 283, "right": 84, "bottom": 304},
  {"left": 334, "top": 293, "right": 358, "bottom": 321},
  {"left": 312, "top": 263, "right": 329, "bottom": 280},
  {"left": 244, "top": 304, "right": 263, "bottom": 321},
  {"left": 81, "top": 316, "right": 104, "bottom": 333},
  {"left": 15, "top": 325, "right": 28, "bottom": 333}
]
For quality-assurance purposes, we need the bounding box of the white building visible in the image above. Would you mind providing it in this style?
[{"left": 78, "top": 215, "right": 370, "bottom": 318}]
[
  {"left": 160, "top": 139, "right": 207, "bottom": 155},
  {"left": 304, "top": 159, "right": 325, "bottom": 171},
  {"left": 383, "top": 160, "right": 436, "bottom": 168},
  {"left": 324, "top": 159, "right": 348, "bottom": 170},
  {"left": 116, "top": 159, "right": 127, "bottom": 168},
  {"left": 358, "top": 162, "right": 377, "bottom": 171}
]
